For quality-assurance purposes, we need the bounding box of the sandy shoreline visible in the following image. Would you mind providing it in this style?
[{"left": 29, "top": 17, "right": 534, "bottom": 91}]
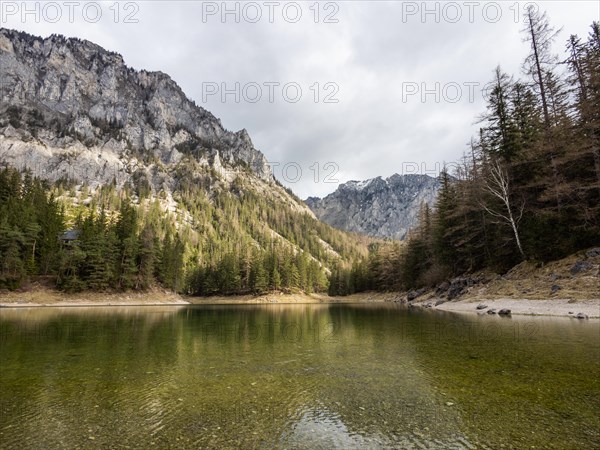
[
  {"left": 411, "top": 297, "right": 600, "bottom": 318},
  {"left": 0, "top": 288, "right": 597, "bottom": 318},
  {"left": 0, "top": 290, "right": 401, "bottom": 309}
]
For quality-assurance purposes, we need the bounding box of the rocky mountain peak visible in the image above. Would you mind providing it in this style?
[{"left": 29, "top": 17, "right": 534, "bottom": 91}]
[
  {"left": 306, "top": 174, "right": 440, "bottom": 240},
  {"left": 0, "top": 28, "right": 273, "bottom": 190}
]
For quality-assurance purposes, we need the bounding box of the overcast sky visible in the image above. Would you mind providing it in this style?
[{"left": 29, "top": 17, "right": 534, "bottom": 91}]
[{"left": 2, "top": 1, "right": 598, "bottom": 197}]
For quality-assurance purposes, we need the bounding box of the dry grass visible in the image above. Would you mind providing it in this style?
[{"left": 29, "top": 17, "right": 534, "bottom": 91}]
[
  {"left": 0, "top": 281, "right": 187, "bottom": 306},
  {"left": 464, "top": 251, "right": 600, "bottom": 301},
  {"left": 0, "top": 283, "right": 400, "bottom": 307},
  {"left": 189, "top": 291, "right": 401, "bottom": 305}
]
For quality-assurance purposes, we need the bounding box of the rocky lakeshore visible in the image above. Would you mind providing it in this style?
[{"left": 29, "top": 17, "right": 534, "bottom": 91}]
[
  {"left": 408, "top": 297, "right": 599, "bottom": 319},
  {"left": 400, "top": 249, "right": 599, "bottom": 318}
]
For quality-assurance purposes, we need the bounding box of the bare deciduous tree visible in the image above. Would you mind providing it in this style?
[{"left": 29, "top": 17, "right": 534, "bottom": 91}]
[{"left": 482, "top": 159, "right": 526, "bottom": 259}]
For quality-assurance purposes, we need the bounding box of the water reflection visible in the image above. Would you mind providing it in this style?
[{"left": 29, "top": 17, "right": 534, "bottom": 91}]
[{"left": 0, "top": 304, "right": 598, "bottom": 449}]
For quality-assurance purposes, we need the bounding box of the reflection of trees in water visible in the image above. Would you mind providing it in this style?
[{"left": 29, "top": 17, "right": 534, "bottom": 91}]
[
  {"left": 1, "top": 305, "right": 598, "bottom": 449},
  {"left": 0, "top": 307, "right": 186, "bottom": 448},
  {"left": 173, "top": 304, "right": 470, "bottom": 447}
]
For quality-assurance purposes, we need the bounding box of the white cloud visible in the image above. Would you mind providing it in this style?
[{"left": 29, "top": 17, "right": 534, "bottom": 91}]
[{"left": 2, "top": 1, "right": 598, "bottom": 198}]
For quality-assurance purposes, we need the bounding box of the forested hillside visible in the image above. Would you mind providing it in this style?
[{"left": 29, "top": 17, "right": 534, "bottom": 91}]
[
  {"left": 332, "top": 13, "right": 599, "bottom": 295},
  {"left": 0, "top": 166, "right": 371, "bottom": 294}
]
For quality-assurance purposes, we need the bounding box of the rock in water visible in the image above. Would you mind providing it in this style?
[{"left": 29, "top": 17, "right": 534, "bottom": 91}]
[
  {"left": 498, "top": 309, "right": 511, "bottom": 316},
  {"left": 476, "top": 304, "right": 488, "bottom": 310}
]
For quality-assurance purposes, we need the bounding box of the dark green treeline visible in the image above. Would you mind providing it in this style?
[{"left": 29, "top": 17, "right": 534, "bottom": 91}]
[{"left": 0, "top": 168, "right": 362, "bottom": 295}]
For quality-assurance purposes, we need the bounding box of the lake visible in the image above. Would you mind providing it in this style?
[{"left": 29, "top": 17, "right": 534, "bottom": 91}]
[{"left": 0, "top": 304, "right": 599, "bottom": 449}]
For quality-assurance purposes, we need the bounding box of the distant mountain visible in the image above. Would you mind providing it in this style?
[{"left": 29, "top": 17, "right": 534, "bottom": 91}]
[{"left": 306, "top": 174, "right": 440, "bottom": 240}]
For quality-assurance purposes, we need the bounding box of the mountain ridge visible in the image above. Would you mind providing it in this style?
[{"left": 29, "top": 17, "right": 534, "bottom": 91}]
[
  {"left": 0, "top": 28, "right": 273, "bottom": 188},
  {"left": 306, "top": 173, "right": 441, "bottom": 240}
]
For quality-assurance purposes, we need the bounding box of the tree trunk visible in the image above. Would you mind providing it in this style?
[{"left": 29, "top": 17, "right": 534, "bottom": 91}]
[{"left": 528, "top": 9, "right": 550, "bottom": 128}]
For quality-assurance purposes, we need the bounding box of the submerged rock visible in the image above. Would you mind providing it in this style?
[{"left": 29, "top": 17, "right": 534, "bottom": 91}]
[
  {"left": 575, "top": 313, "right": 589, "bottom": 319},
  {"left": 487, "top": 309, "right": 497, "bottom": 315},
  {"left": 498, "top": 309, "right": 512, "bottom": 316}
]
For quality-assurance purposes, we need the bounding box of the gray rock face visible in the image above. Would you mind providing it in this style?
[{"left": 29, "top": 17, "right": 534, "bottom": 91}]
[
  {"left": 0, "top": 28, "right": 272, "bottom": 189},
  {"left": 570, "top": 261, "right": 593, "bottom": 275},
  {"left": 586, "top": 248, "right": 600, "bottom": 258},
  {"left": 306, "top": 174, "right": 440, "bottom": 240}
]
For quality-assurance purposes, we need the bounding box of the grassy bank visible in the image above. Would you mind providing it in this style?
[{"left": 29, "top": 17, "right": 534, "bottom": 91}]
[{"left": 406, "top": 250, "right": 600, "bottom": 318}]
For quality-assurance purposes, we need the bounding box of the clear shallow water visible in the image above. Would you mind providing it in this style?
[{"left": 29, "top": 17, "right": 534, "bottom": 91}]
[{"left": 0, "top": 304, "right": 598, "bottom": 449}]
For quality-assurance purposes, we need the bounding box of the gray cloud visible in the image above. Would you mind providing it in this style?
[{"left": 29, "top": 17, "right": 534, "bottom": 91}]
[{"left": 2, "top": 1, "right": 597, "bottom": 198}]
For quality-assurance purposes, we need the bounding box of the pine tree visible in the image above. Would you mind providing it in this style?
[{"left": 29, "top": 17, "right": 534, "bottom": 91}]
[
  {"left": 138, "top": 223, "right": 157, "bottom": 289},
  {"left": 480, "top": 67, "right": 519, "bottom": 161},
  {"left": 522, "top": 6, "right": 560, "bottom": 129},
  {"left": 37, "top": 194, "right": 65, "bottom": 276},
  {"left": 271, "top": 265, "right": 281, "bottom": 290},
  {"left": 433, "top": 170, "right": 459, "bottom": 272},
  {"left": 289, "top": 263, "right": 300, "bottom": 290},
  {"left": 0, "top": 220, "right": 25, "bottom": 288},
  {"left": 252, "top": 256, "right": 269, "bottom": 294}
]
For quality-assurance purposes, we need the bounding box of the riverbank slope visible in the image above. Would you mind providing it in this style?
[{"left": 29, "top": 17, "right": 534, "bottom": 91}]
[{"left": 408, "top": 249, "right": 599, "bottom": 318}]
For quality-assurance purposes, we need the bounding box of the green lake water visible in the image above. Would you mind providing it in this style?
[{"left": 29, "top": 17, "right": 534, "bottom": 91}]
[{"left": 0, "top": 304, "right": 599, "bottom": 449}]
